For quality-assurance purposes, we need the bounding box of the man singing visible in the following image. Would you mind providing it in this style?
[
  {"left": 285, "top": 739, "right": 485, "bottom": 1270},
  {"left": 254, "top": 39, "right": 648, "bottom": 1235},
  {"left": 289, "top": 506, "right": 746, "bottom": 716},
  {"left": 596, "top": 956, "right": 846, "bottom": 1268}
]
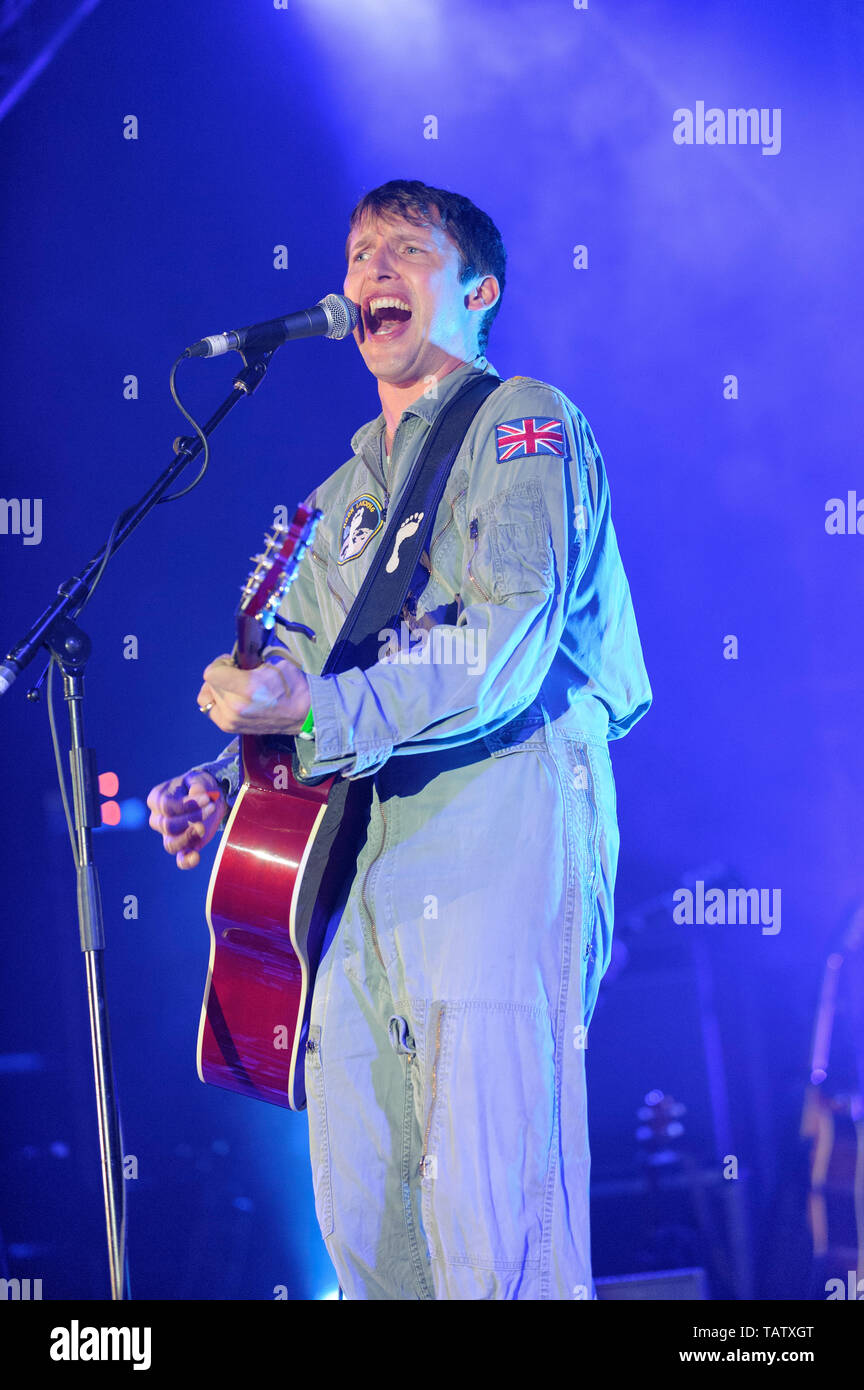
[{"left": 147, "top": 179, "right": 651, "bottom": 1300}]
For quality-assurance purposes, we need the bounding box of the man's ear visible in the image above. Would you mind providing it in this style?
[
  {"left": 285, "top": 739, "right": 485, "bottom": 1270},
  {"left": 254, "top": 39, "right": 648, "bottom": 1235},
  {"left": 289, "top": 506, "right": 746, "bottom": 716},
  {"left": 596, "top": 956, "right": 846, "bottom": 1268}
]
[{"left": 466, "top": 275, "right": 500, "bottom": 313}]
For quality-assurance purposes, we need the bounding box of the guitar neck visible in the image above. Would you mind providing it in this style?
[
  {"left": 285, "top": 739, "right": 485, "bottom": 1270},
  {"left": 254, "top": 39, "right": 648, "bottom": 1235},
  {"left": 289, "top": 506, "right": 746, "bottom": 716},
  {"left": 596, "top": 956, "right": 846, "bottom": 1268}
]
[
  {"left": 234, "top": 614, "right": 268, "bottom": 671},
  {"left": 232, "top": 503, "right": 322, "bottom": 673}
]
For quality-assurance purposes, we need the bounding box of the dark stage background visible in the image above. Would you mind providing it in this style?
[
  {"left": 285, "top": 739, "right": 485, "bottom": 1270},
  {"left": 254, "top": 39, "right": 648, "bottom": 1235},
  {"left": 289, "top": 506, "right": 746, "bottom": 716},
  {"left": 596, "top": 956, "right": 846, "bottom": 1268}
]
[{"left": 0, "top": 0, "right": 861, "bottom": 1301}]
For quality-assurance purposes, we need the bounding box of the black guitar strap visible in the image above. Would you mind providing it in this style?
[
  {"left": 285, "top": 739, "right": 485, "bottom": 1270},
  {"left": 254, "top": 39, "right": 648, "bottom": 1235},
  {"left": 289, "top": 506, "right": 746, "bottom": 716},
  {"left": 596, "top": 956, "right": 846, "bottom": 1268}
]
[
  {"left": 288, "top": 370, "right": 500, "bottom": 1056},
  {"left": 324, "top": 369, "right": 501, "bottom": 680}
]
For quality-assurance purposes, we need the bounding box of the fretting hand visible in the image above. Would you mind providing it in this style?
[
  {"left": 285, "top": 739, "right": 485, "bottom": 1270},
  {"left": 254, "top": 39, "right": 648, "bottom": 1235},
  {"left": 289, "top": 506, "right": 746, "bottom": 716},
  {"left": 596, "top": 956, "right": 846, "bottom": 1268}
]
[{"left": 196, "top": 654, "right": 312, "bottom": 736}]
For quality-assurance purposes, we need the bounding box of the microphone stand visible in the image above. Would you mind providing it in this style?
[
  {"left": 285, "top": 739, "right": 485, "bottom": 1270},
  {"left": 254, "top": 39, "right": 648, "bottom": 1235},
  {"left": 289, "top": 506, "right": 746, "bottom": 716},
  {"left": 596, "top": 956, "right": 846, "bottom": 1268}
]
[{"left": 0, "top": 347, "right": 275, "bottom": 1299}]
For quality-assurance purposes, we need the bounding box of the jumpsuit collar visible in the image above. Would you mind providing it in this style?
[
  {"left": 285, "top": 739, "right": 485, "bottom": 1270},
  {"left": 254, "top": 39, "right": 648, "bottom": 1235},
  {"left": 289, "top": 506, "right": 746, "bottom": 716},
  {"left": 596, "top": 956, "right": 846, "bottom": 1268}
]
[{"left": 350, "top": 356, "right": 500, "bottom": 488}]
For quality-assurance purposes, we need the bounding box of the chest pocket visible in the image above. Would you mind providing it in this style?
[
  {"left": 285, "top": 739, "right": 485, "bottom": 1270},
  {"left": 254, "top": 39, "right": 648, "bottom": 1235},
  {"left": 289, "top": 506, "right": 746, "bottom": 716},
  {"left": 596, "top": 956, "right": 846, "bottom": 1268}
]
[{"left": 468, "top": 478, "right": 555, "bottom": 604}]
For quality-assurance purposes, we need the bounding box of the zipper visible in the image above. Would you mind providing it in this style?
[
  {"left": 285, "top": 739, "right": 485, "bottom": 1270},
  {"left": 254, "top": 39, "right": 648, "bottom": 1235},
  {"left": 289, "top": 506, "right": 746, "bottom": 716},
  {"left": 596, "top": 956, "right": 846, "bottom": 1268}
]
[
  {"left": 359, "top": 799, "right": 388, "bottom": 971},
  {"left": 429, "top": 485, "right": 466, "bottom": 557},
  {"left": 421, "top": 1003, "right": 445, "bottom": 1163},
  {"left": 466, "top": 516, "right": 492, "bottom": 602},
  {"left": 581, "top": 750, "right": 600, "bottom": 963},
  {"left": 312, "top": 548, "right": 349, "bottom": 618},
  {"left": 417, "top": 486, "right": 468, "bottom": 604},
  {"left": 325, "top": 573, "right": 349, "bottom": 617}
]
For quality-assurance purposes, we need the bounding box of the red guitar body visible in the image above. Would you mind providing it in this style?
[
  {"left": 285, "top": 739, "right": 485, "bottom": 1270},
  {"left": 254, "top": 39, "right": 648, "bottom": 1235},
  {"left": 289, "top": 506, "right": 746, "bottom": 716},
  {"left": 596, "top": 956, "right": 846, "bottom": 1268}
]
[
  {"left": 198, "top": 739, "right": 333, "bottom": 1110},
  {"left": 194, "top": 503, "right": 335, "bottom": 1111}
]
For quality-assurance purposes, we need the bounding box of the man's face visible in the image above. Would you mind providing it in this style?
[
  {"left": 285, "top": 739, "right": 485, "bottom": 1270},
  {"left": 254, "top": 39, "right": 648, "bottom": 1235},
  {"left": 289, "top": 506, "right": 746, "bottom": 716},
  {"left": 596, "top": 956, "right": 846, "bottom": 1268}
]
[{"left": 343, "top": 210, "right": 481, "bottom": 387}]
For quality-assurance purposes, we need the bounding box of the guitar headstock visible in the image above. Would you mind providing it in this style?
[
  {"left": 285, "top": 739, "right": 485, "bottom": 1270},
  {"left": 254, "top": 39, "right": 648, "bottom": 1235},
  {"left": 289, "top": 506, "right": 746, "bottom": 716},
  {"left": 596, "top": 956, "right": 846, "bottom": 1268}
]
[
  {"left": 235, "top": 504, "right": 322, "bottom": 669},
  {"left": 635, "top": 1089, "right": 687, "bottom": 1167}
]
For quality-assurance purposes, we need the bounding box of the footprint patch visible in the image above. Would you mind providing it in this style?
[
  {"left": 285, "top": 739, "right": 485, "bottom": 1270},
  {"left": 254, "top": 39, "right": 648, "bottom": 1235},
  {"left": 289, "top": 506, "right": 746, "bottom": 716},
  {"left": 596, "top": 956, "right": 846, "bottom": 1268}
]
[{"left": 385, "top": 512, "right": 424, "bottom": 573}]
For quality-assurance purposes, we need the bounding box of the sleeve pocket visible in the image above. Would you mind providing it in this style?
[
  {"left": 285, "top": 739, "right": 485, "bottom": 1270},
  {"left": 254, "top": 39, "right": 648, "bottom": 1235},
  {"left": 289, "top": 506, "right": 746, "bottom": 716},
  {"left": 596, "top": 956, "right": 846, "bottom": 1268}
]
[{"left": 475, "top": 479, "right": 555, "bottom": 603}]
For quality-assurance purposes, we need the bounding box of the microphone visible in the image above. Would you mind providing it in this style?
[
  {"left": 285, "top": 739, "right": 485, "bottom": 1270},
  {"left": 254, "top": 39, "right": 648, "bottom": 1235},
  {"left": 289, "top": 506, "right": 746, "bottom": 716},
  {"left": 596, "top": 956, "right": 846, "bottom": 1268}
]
[{"left": 186, "top": 293, "right": 359, "bottom": 358}]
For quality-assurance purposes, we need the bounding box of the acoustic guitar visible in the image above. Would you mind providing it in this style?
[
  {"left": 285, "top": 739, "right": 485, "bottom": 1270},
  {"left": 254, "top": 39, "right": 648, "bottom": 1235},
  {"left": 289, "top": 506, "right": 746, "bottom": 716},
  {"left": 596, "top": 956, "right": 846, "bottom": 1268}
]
[{"left": 196, "top": 502, "right": 335, "bottom": 1111}]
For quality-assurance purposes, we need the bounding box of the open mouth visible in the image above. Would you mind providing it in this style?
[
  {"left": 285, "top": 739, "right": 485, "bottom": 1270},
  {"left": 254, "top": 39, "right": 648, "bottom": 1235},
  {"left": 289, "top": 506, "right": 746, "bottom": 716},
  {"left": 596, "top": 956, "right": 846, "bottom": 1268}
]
[{"left": 364, "top": 296, "right": 412, "bottom": 339}]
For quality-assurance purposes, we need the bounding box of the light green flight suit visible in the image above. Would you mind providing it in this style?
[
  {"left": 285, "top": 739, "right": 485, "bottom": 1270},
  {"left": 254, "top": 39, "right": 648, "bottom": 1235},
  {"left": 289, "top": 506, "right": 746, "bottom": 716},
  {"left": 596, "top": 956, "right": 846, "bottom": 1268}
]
[{"left": 194, "top": 356, "right": 651, "bottom": 1299}]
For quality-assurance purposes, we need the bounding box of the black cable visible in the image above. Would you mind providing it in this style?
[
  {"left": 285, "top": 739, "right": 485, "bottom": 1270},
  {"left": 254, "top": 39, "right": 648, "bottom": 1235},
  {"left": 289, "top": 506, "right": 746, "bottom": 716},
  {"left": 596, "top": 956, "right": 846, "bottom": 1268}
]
[
  {"left": 159, "top": 353, "right": 211, "bottom": 502},
  {"left": 46, "top": 655, "right": 79, "bottom": 865}
]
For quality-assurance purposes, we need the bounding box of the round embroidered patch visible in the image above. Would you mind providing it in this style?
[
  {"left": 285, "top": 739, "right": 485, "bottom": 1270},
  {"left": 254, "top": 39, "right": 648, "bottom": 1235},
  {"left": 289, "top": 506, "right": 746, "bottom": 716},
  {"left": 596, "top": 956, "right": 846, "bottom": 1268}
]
[{"left": 338, "top": 495, "right": 384, "bottom": 564}]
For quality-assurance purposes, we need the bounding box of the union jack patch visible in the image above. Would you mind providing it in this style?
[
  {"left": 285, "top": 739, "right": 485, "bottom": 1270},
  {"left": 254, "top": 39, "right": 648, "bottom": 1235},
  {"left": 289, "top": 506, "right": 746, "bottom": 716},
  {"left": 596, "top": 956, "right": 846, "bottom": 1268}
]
[{"left": 494, "top": 416, "right": 567, "bottom": 463}]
